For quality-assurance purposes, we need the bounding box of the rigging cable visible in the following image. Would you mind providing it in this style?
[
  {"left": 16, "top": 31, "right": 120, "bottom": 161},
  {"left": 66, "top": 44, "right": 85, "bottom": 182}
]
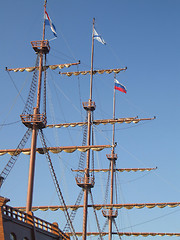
[
  {"left": 76, "top": 114, "right": 88, "bottom": 179},
  {"left": 115, "top": 171, "right": 135, "bottom": 235},
  {"left": 22, "top": 54, "right": 40, "bottom": 115},
  {"left": 0, "top": 73, "right": 29, "bottom": 130},
  {"left": 77, "top": 65, "right": 83, "bottom": 122},
  {"left": 101, "top": 120, "right": 154, "bottom": 132},
  {"left": 89, "top": 190, "right": 103, "bottom": 240},
  {"left": 50, "top": 75, "right": 85, "bottom": 118},
  {"left": 114, "top": 162, "right": 118, "bottom": 204},
  {"left": 92, "top": 124, "right": 113, "bottom": 145},
  {"left": 50, "top": 46, "right": 83, "bottom": 121},
  {"left": 0, "top": 128, "right": 32, "bottom": 187},
  {"left": 39, "top": 129, "right": 78, "bottom": 240},
  {"left": 43, "top": 54, "right": 47, "bottom": 115},
  {"left": 47, "top": 71, "right": 85, "bottom": 183},
  {"left": 97, "top": 219, "right": 108, "bottom": 240},
  {"left": 63, "top": 189, "right": 84, "bottom": 233},
  {"left": 112, "top": 219, "right": 122, "bottom": 240},
  {"left": 47, "top": 68, "right": 81, "bottom": 141},
  {"left": 91, "top": 112, "right": 95, "bottom": 178},
  {"left": 119, "top": 207, "right": 180, "bottom": 231},
  {"left": 103, "top": 162, "right": 111, "bottom": 205},
  {"left": 6, "top": 71, "right": 25, "bottom": 104},
  {"left": 50, "top": 47, "right": 76, "bottom": 63},
  {"left": 0, "top": 120, "right": 21, "bottom": 126},
  {"left": 52, "top": 28, "right": 78, "bottom": 63}
]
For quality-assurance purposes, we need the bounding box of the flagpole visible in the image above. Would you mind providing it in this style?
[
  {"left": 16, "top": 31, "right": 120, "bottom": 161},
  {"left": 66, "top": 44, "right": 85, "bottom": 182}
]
[
  {"left": 90, "top": 17, "right": 95, "bottom": 101},
  {"left": 43, "top": 0, "right": 47, "bottom": 41},
  {"left": 112, "top": 73, "right": 116, "bottom": 148}
]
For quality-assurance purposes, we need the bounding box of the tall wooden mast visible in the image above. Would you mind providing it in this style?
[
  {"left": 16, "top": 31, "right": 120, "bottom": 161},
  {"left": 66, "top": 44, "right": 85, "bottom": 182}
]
[
  {"left": 82, "top": 17, "right": 95, "bottom": 240},
  {"left": 103, "top": 73, "right": 118, "bottom": 240},
  {"left": 75, "top": 18, "right": 96, "bottom": 240},
  {"left": 25, "top": 0, "right": 48, "bottom": 213}
]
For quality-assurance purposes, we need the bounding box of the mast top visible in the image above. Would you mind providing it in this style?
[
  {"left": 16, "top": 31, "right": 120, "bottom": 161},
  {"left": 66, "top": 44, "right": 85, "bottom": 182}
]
[{"left": 44, "top": 0, "right": 47, "bottom": 8}]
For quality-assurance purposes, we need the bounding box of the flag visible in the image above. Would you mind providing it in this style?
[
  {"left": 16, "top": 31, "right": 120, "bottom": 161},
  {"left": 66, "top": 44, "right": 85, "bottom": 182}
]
[
  {"left": 114, "top": 79, "right": 127, "bottom": 93},
  {"left": 93, "top": 28, "right": 106, "bottom": 45},
  {"left": 45, "top": 10, "right": 57, "bottom": 37}
]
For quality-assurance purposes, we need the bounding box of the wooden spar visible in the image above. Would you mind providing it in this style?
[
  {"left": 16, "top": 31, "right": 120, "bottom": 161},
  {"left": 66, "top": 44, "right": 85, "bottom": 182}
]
[
  {"left": 0, "top": 145, "right": 112, "bottom": 155},
  {"left": 6, "top": 61, "right": 80, "bottom": 72},
  {"left": 26, "top": 0, "right": 47, "bottom": 213},
  {"left": 72, "top": 167, "right": 157, "bottom": 172},
  {"left": 46, "top": 116, "right": 156, "bottom": 128},
  {"left": 16, "top": 201, "right": 180, "bottom": 211},
  {"left": 67, "top": 232, "right": 180, "bottom": 237},
  {"left": 59, "top": 67, "right": 127, "bottom": 76}
]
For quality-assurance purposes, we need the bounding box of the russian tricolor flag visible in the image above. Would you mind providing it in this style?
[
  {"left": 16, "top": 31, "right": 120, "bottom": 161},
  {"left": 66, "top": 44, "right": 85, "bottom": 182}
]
[
  {"left": 114, "top": 79, "right": 127, "bottom": 93},
  {"left": 45, "top": 10, "right": 57, "bottom": 37}
]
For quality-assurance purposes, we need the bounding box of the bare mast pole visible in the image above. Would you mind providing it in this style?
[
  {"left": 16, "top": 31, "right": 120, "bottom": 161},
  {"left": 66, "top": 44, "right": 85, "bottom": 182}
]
[
  {"left": 109, "top": 73, "right": 116, "bottom": 240},
  {"left": 103, "top": 73, "right": 118, "bottom": 240},
  {"left": 82, "top": 18, "right": 95, "bottom": 240},
  {"left": 26, "top": 0, "right": 47, "bottom": 213}
]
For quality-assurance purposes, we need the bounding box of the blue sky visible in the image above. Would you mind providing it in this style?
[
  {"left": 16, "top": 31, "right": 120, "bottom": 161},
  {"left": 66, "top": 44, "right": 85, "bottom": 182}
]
[{"left": 0, "top": 0, "right": 180, "bottom": 239}]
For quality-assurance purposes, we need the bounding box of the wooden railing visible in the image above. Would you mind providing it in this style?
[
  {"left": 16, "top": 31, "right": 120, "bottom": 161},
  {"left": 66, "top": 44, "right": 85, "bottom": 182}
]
[
  {"left": 106, "top": 153, "right": 118, "bottom": 160},
  {"left": 76, "top": 176, "right": 95, "bottom": 185},
  {"left": 2, "top": 205, "right": 69, "bottom": 239},
  {"left": 31, "top": 40, "right": 50, "bottom": 53},
  {"left": 82, "top": 101, "right": 96, "bottom": 111},
  {"left": 20, "top": 113, "right": 46, "bottom": 123},
  {"left": 102, "top": 209, "right": 118, "bottom": 218}
]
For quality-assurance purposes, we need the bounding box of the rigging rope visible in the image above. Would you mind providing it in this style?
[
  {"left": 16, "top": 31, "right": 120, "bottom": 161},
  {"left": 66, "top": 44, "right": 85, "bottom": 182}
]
[
  {"left": 39, "top": 129, "right": 78, "bottom": 240},
  {"left": 63, "top": 189, "right": 84, "bottom": 233},
  {"left": 0, "top": 128, "right": 32, "bottom": 186},
  {"left": 6, "top": 71, "right": 25, "bottom": 104},
  {"left": 76, "top": 114, "right": 88, "bottom": 179},
  {"left": 22, "top": 54, "right": 40, "bottom": 115},
  {"left": 0, "top": 120, "right": 21, "bottom": 126},
  {"left": 118, "top": 207, "right": 180, "bottom": 232},
  {"left": 114, "top": 162, "right": 118, "bottom": 204},
  {"left": 77, "top": 67, "right": 83, "bottom": 122},
  {"left": 89, "top": 190, "right": 103, "bottom": 240},
  {"left": 103, "top": 162, "right": 111, "bottom": 205},
  {"left": 0, "top": 74, "right": 29, "bottom": 131},
  {"left": 52, "top": 29, "right": 78, "bottom": 63},
  {"left": 113, "top": 219, "right": 122, "bottom": 240},
  {"left": 97, "top": 219, "right": 109, "bottom": 240},
  {"left": 51, "top": 78, "right": 85, "bottom": 117},
  {"left": 43, "top": 54, "right": 47, "bottom": 115},
  {"left": 91, "top": 112, "right": 95, "bottom": 179}
]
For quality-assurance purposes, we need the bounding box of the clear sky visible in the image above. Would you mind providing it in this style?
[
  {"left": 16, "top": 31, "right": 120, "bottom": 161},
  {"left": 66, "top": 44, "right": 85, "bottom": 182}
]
[{"left": 0, "top": 0, "right": 180, "bottom": 239}]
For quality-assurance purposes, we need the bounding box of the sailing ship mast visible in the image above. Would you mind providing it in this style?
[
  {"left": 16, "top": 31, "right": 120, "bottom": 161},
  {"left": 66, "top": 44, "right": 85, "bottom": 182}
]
[
  {"left": 25, "top": 0, "right": 47, "bottom": 213},
  {"left": 102, "top": 73, "right": 118, "bottom": 240},
  {"left": 79, "top": 18, "right": 96, "bottom": 240}
]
